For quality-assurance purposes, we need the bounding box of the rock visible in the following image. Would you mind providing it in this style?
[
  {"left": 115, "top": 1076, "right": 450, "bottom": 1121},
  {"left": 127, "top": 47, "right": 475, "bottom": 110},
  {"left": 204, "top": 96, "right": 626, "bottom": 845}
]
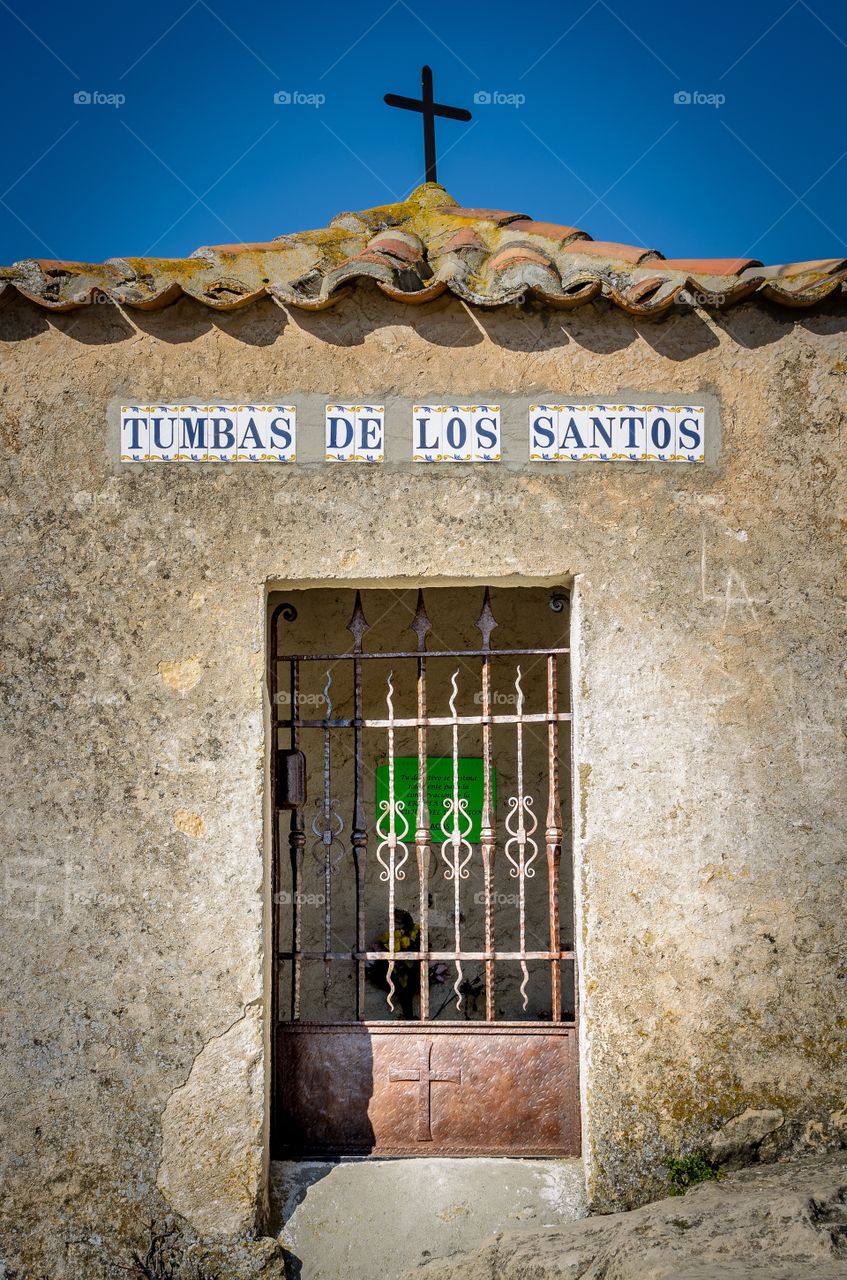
[
  {"left": 402, "top": 1154, "right": 847, "bottom": 1280},
  {"left": 157, "top": 1006, "right": 264, "bottom": 1237},
  {"left": 802, "top": 1119, "right": 831, "bottom": 1152},
  {"left": 157, "top": 656, "right": 203, "bottom": 692},
  {"left": 174, "top": 808, "right": 206, "bottom": 837},
  {"left": 710, "top": 1107, "right": 784, "bottom": 1163},
  {"left": 831, "top": 1109, "right": 847, "bottom": 1144}
]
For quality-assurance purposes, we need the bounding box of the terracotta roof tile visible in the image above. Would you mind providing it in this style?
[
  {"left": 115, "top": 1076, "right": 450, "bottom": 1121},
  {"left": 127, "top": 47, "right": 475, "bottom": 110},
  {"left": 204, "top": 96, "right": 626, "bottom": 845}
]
[
  {"left": 438, "top": 205, "right": 530, "bottom": 225},
  {"left": 435, "top": 227, "right": 488, "bottom": 253},
  {"left": 1, "top": 183, "right": 844, "bottom": 318},
  {"left": 560, "top": 240, "right": 662, "bottom": 264},
  {"left": 365, "top": 231, "right": 426, "bottom": 264},
  {"left": 504, "top": 219, "right": 588, "bottom": 244},
  {"left": 489, "top": 246, "right": 555, "bottom": 271},
  {"left": 660, "top": 257, "right": 762, "bottom": 275}
]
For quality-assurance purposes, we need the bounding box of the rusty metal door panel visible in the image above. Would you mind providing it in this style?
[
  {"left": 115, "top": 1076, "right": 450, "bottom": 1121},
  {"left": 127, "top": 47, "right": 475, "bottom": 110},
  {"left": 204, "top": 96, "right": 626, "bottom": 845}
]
[{"left": 275, "top": 1023, "right": 580, "bottom": 1157}]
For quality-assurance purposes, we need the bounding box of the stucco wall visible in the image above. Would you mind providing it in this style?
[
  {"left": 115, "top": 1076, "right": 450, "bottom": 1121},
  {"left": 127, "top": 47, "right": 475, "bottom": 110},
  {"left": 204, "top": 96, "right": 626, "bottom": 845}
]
[{"left": 1, "top": 288, "right": 845, "bottom": 1277}]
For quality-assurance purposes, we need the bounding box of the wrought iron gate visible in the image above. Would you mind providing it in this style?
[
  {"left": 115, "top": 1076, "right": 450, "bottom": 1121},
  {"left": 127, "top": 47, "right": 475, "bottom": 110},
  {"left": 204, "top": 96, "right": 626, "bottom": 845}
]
[{"left": 271, "top": 588, "right": 580, "bottom": 1157}]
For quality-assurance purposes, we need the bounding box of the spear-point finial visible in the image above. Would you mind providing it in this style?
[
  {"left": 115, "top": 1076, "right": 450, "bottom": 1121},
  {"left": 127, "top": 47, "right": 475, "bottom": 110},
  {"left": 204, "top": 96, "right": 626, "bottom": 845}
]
[
  {"left": 475, "top": 586, "right": 497, "bottom": 652},
  {"left": 346, "top": 590, "right": 370, "bottom": 653},
  {"left": 410, "top": 588, "right": 432, "bottom": 652}
]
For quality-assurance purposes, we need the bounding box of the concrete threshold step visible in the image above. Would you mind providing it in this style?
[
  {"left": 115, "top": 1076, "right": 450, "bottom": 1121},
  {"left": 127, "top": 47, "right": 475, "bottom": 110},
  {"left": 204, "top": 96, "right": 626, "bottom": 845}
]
[{"left": 270, "top": 1156, "right": 586, "bottom": 1280}]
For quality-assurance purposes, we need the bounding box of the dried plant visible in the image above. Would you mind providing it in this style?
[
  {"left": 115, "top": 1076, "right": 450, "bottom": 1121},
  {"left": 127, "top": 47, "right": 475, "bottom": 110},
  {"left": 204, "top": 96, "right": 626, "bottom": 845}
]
[{"left": 128, "top": 1222, "right": 217, "bottom": 1280}]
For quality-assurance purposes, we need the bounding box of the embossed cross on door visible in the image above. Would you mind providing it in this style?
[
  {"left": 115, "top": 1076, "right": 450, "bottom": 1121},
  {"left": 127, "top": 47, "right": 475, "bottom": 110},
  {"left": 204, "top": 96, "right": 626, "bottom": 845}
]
[{"left": 389, "top": 1038, "right": 461, "bottom": 1141}]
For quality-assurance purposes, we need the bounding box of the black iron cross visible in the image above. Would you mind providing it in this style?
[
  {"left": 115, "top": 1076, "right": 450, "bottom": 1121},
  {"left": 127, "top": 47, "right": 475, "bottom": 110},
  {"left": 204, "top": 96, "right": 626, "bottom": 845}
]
[{"left": 384, "top": 66, "right": 471, "bottom": 184}]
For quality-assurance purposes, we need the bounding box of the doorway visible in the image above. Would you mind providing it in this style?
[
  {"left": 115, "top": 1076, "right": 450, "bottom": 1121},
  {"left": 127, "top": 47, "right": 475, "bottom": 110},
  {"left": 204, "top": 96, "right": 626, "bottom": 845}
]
[{"left": 269, "top": 585, "right": 579, "bottom": 1157}]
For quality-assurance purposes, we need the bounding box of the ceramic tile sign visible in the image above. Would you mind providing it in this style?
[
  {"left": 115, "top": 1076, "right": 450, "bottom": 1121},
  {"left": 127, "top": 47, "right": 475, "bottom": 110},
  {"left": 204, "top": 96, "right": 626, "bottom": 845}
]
[
  {"left": 413, "top": 405, "right": 501, "bottom": 462},
  {"left": 529, "top": 404, "right": 705, "bottom": 462},
  {"left": 120, "top": 404, "right": 296, "bottom": 462},
  {"left": 325, "top": 405, "right": 384, "bottom": 462}
]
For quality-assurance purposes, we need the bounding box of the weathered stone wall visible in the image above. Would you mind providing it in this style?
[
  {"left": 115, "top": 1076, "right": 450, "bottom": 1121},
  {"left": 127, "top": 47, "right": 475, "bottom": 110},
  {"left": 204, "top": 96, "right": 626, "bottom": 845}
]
[{"left": 1, "top": 288, "right": 844, "bottom": 1276}]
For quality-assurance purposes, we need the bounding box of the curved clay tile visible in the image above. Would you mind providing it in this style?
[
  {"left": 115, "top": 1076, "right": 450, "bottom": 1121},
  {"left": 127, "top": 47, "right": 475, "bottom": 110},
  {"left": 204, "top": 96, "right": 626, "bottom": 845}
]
[
  {"left": 560, "top": 241, "right": 663, "bottom": 265},
  {"left": 504, "top": 219, "right": 589, "bottom": 245},
  {"left": 437, "top": 205, "right": 530, "bottom": 225},
  {"left": 488, "top": 246, "right": 555, "bottom": 272},
  {"left": 1, "top": 183, "right": 843, "bottom": 317},
  {"left": 660, "top": 257, "right": 763, "bottom": 275}
]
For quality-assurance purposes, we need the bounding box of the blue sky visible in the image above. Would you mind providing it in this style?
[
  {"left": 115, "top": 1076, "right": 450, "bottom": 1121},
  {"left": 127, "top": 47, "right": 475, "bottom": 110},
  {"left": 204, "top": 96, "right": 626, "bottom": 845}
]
[{"left": 0, "top": 0, "right": 844, "bottom": 265}]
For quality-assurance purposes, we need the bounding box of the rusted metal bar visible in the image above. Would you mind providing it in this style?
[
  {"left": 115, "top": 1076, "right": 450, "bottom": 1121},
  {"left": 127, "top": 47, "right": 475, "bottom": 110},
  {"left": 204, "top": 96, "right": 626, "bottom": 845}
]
[
  {"left": 347, "top": 591, "right": 370, "bottom": 1020},
  {"left": 309, "top": 671, "right": 344, "bottom": 996},
  {"left": 376, "top": 672, "right": 410, "bottom": 1012},
  {"left": 278, "top": 949, "right": 575, "bottom": 961},
  {"left": 281, "top": 647, "right": 570, "bottom": 662},
  {"left": 504, "top": 665, "right": 539, "bottom": 1012},
  {"left": 281, "top": 1019, "right": 576, "bottom": 1031},
  {"left": 546, "top": 655, "right": 563, "bottom": 1021},
  {"left": 276, "top": 712, "right": 572, "bottom": 729},
  {"left": 288, "top": 656, "right": 305, "bottom": 1021},
  {"left": 411, "top": 590, "right": 432, "bottom": 1020},
  {"left": 440, "top": 671, "right": 473, "bottom": 1011},
  {"left": 476, "top": 587, "right": 497, "bottom": 1021}
]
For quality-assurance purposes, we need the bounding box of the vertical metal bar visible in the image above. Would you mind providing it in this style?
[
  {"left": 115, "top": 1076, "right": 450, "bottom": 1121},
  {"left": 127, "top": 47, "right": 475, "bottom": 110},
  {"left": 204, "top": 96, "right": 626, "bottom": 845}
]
[
  {"left": 307, "top": 672, "right": 345, "bottom": 997},
  {"left": 411, "top": 590, "right": 432, "bottom": 1021},
  {"left": 375, "top": 673, "right": 409, "bottom": 1012},
  {"left": 352, "top": 653, "right": 366, "bottom": 1019},
  {"left": 416, "top": 660, "right": 430, "bottom": 1019},
  {"left": 476, "top": 587, "right": 497, "bottom": 1020},
  {"left": 347, "top": 592, "right": 370, "bottom": 1021},
  {"left": 504, "top": 666, "right": 539, "bottom": 1012},
  {"left": 288, "top": 658, "right": 305, "bottom": 1021},
  {"left": 546, "top": 655, "right": 563, "bottom": 1022},
  {"left": 480, "top": 654, "right": 496, "bottom": 1021},
  {"left": 440, "top": 672, "right": 473, "bottom": 1011},
  {"left": 515, "top": 668, "right": 529, "bottom": 1009},
  {"left": 422, "top": 64, "right": 436, "bottom": 183},
  {"left": 322, "top": 675, "right": 332, "bottom": 987}
]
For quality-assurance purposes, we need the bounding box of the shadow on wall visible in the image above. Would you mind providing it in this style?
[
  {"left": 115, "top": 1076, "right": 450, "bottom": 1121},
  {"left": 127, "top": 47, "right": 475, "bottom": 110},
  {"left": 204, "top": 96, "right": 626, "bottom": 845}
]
[
  {"left": 1, "top": 284, "right": 845, "bottom": 354},
  {"left": 274, "top": 1029, "right": 376, "bottom": 1160}
]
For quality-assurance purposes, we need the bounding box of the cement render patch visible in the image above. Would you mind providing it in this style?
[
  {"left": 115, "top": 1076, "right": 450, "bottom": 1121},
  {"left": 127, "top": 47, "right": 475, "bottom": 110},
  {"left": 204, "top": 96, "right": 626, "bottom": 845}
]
[{"left": 270, "top": 1157, "right": 587, "bottom": 1279}]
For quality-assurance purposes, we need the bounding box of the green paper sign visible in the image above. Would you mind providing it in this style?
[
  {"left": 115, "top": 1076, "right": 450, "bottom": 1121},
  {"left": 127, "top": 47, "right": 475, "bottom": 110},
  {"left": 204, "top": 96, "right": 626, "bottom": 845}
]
[{"left": 375, "top": 757, "right": 495, "bottom": 844}]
